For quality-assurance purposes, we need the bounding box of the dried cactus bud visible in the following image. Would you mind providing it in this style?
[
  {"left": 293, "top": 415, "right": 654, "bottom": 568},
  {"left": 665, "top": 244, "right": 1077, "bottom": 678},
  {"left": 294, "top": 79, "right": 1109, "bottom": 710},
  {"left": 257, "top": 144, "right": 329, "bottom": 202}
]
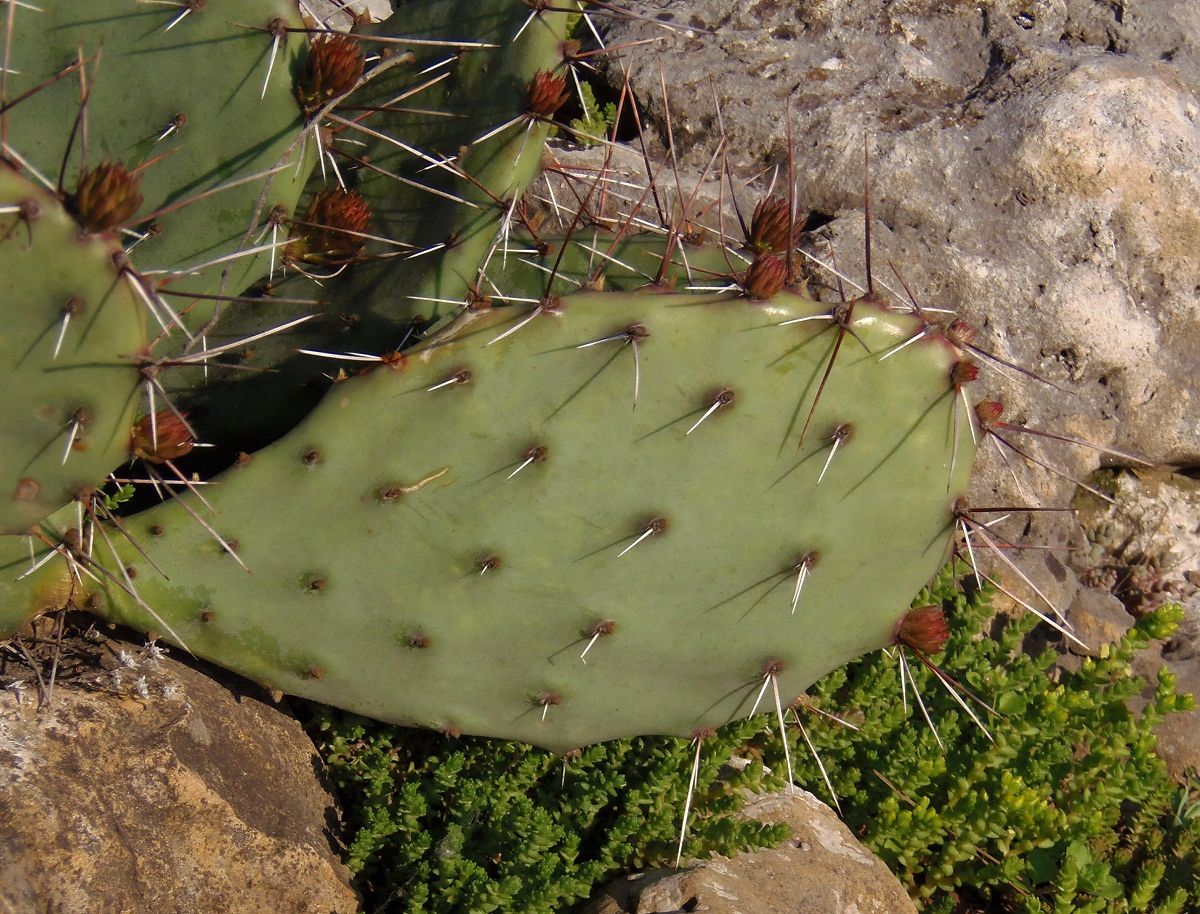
[
  {"left": 894, "top": 605, "right": 950, "bottom": 654},
  {"left": 131, "top": 410, "right": 195, "bottom": 464},
  {"left": 950, "top": 358, "right": 980, "bottom": 388},
  {"left": 526, "top": 69, "right": 569, "bottom": 120},
  {"left": 742, "top": 254, "right": 787, "bottom": 300},
  {"left": 286, "top": 188, "right": 371, "bottom": 265},
  {"left": 974, "top": 398, "right": 1004, "bottom": 428},
  {"left": 748, "top": 196, "right": 797, "bottom": 255},
  {"left": 295, "top": 34, "right": 364, "bottom": 118},
  {"left": 67, "top": 161, "right": 143, "bottom": 233}
]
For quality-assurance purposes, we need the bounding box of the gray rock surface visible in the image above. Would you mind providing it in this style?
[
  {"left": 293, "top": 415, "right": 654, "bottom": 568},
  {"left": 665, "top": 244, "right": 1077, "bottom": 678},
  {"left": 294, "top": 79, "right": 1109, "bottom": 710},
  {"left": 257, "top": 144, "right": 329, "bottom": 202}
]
[
  {"left": 584, "top": 790, "right": 916, "bottom": 914},
  {"left": 300, "top": 0, "right": 393, "bottom": 31},
  {"left": 0, "top": 624, "right": 360, "bottom": 914},
  {"left": 1076, "top": 469, "right": 1200, "bottom": 777},
  {"left": 1065, "top": 584, "right": 1133, "bottom": 657}
]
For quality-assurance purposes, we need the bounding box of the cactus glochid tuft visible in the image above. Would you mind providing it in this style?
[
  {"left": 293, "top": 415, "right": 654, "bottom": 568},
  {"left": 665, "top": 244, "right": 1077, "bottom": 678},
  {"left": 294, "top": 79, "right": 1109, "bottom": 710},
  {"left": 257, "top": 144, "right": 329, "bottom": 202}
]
[
  {"left": 130, "top": 411, "right": 196, "bottom": 465},
  {"left": 748, "top": 196, "right": 798, "bottom": 256},
  {"left": 892, "top": 605, "right": 951, "bottom": 655},
  {"left": 526, "top": 69, "right": 570, "bottom": 119},
  {"left": 742, "top": 253, "right": 788, "bottom": 300}
]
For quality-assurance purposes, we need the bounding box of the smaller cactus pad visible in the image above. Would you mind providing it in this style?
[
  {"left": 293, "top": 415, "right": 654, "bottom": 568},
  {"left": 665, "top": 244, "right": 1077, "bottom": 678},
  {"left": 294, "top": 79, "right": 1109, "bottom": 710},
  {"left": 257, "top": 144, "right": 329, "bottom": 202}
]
[{"left": 0, "top": 164, "right": 145, "bottom": 533}]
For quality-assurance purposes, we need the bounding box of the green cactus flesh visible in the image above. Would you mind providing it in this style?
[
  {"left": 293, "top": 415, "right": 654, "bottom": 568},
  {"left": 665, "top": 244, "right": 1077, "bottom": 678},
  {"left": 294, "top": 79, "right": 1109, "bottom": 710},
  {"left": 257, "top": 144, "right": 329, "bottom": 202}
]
[
  {"left": 326, "top": 1, "right": 571, "bottom": 335},
  {"left": 21, "top": 290, "right": 975, "bottom": 751},
  {"left": 5, "top": 0, "right": 313, "bottom": 304},
  {"left": 180, "top": 229, "right": 745, "bottom": 452},
  {"left": 0, "top": 164, "right": 144, "bottom": 534}
]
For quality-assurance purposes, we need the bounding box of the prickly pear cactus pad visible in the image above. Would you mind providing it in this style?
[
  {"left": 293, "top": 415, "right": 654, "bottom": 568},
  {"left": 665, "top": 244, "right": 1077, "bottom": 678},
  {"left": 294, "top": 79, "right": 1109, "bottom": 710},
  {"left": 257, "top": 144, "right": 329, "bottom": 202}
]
[
  {"left": 57, "top": 290, "right": 974, "bottom": 751},
  {"left": 4, "top": 0, "right": 313, "bottom": 299},
  {"left": 0, "top": 165, "right": 144, "bottom": 534},
  {"left": 327, "top": 0, "right": 572, "bottom": 332}
]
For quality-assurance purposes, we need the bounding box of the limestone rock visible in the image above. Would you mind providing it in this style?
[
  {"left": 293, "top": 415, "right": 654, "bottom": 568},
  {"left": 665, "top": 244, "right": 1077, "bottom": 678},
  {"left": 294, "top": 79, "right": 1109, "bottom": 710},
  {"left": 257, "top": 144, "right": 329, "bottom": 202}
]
[
  {"left": 0, "top": 627, "right": 360, "bottom": 914},
  {"left": 1066, "top": 586, "right": 1133, "bottom": 657},
  {"left": 583, "top": 790, "right": 916, "bottom": 914},
  {"left": 300, "top": 0, "right": 393, "bottom": 31}
]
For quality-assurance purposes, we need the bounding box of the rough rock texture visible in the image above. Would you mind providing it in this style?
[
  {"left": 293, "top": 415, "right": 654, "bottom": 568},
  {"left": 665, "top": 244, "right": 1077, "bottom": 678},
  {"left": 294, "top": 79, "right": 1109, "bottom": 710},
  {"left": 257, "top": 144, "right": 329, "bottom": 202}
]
[
  {"left": 584, "top": 790, "right": 916, "bottom": 914},
  {"left": 1077, "top": 469, "right": 1200, "bottom": 779},
  {"left": 1065, "top": 585, "right": 1133, "bottom": 658},
  {"left": 302, "top": 0, "right": 393, "bottom": 30},
  {"left": 0, "top": 627, "right": 360, "bottom": 914},
  {"left": 1077, "top": 470, "right": 1200, "bottom": 621},
  {"left": 1152, "top": 656, "right": 1200, "bottom": 781},
  {"left": 602, "top": 0, "right": 1200, "bottom": 623}
]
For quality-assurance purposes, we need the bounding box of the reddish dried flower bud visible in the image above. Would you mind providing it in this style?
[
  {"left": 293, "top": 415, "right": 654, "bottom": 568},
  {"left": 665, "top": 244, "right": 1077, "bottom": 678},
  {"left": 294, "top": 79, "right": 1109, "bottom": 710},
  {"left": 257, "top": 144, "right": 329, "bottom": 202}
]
[
  {"left": 946, "top": 318, "right": 977, "bottom": 347},
  {"left": 286, "top": 188, "right": 371, "bottom": 265},
  {"left": 526, "top": 69, "right": 569, "bottom": 119},
  {"left": 950, "top": 358, "right": 980, "bottom": 388},
  {"left": 130, "top": 410, "right": 195, "bottom": 463},
  {"left": 974, "top": 398, "right": 1005, "bottom": 428},
  {"left": 748, "top": 196, "right": 798, "bottom": 255},
  {"left": 742, "top": 254, "right": 787, "bottom": 300},
  {"left": 894, "top": 605, "right": 950, "bottom": 654},
  {"left": 295, "top": 34, "right": 364, "bottom": 118},
  {"left": 67, "top": 161, "right": 143, "bottom": 233}
]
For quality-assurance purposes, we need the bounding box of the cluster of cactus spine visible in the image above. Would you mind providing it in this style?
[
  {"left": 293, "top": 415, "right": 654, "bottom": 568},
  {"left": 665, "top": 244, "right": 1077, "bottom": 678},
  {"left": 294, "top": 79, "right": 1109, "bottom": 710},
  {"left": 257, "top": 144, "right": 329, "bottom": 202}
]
[{"left": 1, "top": 0, "right": 1100, "bottom": 763}]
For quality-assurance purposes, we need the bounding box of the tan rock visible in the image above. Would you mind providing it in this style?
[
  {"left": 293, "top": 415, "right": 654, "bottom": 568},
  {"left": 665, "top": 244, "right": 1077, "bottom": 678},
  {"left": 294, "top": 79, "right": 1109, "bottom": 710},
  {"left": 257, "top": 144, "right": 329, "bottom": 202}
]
[
  {"left": 0, "top": 636, "right": 360, "bottom": 914},
  {"left": 584, "top": 790, "right": 916, "bottom": 914},
  {"left": 299, "top": 0, "right": 393, "bottom": 31},
  {"left": 1066, "top": 586, "right": 1133, "bottom": 657}
]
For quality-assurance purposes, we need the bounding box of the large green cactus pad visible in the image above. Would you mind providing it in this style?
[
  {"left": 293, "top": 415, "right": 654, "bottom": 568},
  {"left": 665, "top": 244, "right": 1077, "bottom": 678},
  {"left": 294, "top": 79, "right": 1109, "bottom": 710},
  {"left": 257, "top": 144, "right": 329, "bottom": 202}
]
[
  {"left": 0, "top": 165, "right": 144, "bottom": 534},
  {"left": 23, "top": 290, "right": 976, "bottom": 751},
  {"left": 5, "top": 0, "right": 312, "bottom": 302}
]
